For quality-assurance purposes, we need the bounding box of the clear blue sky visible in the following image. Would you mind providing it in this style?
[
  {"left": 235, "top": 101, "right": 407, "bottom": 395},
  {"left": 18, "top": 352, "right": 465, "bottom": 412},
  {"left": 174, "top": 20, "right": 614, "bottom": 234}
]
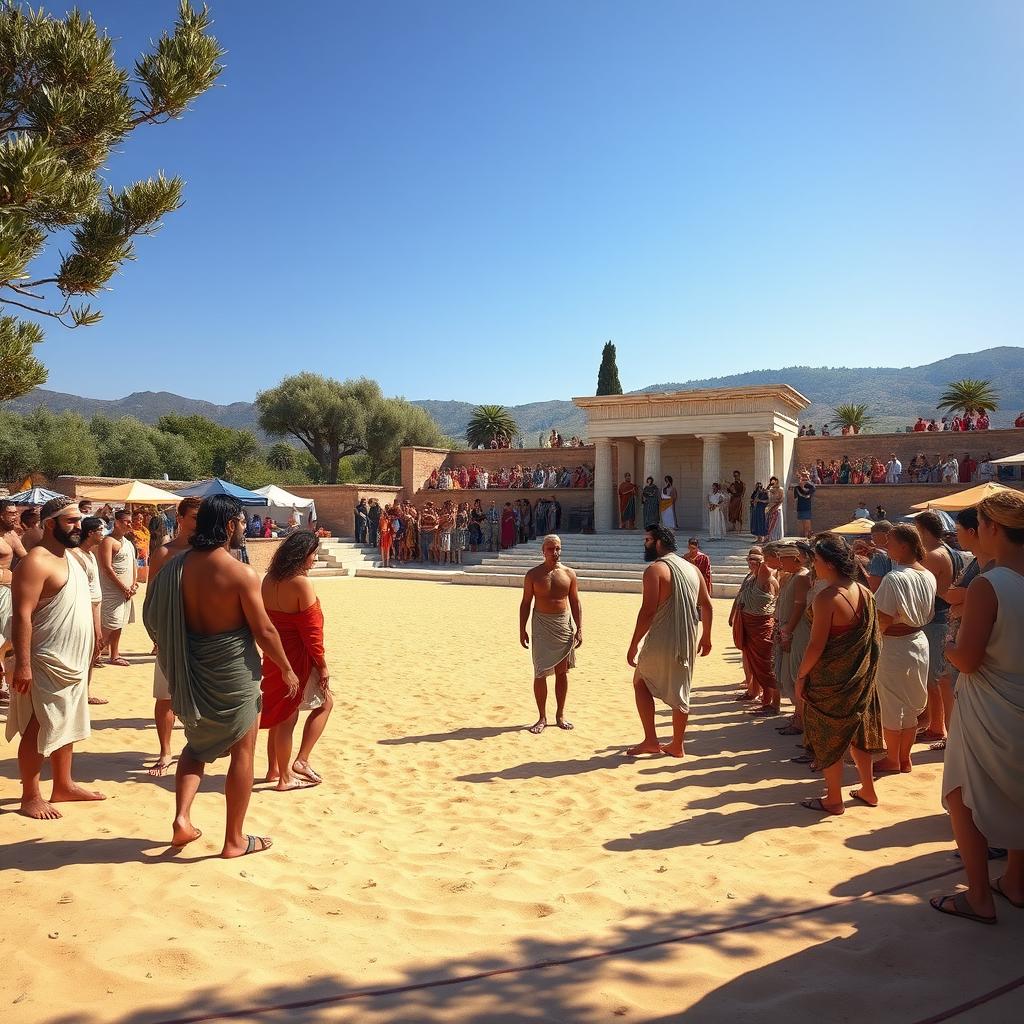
[{"left": 33, "top": 1, "right": 1024, "bottom": 406}]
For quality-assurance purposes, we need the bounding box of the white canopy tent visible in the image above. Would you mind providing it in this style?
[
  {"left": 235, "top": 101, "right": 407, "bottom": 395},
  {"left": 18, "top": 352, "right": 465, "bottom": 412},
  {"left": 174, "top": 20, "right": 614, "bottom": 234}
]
[
  {"left": 991, "top": 451, "right": 1024, "bottom": 466},
  {"left": 249, "top": 485, "right": 317, "bottom": 528}
]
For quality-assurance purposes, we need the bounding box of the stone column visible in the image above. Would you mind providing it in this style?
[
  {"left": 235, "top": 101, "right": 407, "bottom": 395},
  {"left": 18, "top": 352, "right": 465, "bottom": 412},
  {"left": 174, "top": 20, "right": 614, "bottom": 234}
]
[
  {"left": 637, "top": 435, "right": 663, "bottom": 487},
  {"left": 593, "top": 437, "right": 615, "bottom": 533},
  {"left": 748, "top": 431, "right": 778, "bottom": 486},
  {"left": 695, "top": 433, "right": 726, "bottom": 530}
]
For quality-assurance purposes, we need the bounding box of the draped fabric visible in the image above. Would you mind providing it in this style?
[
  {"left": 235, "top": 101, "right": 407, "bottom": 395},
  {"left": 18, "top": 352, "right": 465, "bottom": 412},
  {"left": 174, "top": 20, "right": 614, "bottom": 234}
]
[
  {"left": 99, "top": 536, "right": 135, "bottom": 631},
  {"left": 5, "top": 553, "right": 93, "bottom": 757},
  {"left": 636, "top": 554, "right": 701, "bottom": 710},
  {"left": 641, "top": 485, "right": 661, "bottom": 528},
  {"left": 618, "top": 482, "right": 638, "bottom": 524},
  {"left": 260, "top": 600, "right": 325, "bottom": 728},
  {"left": 727, "top": 481, "right": 745, "bottom": 525},
  {"left": 142, "top": 552, "right": 262, "bottom": 763},
  {"left": 531, "top": 609, "right": 576, "bottom": 678},
  {"left": 802, "top": 587, "right": 884, "bottom": 770}
]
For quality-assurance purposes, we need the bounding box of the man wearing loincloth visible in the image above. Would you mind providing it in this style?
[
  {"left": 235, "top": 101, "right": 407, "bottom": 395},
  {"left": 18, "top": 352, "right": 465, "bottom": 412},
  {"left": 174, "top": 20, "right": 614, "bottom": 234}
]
[
  {"left": 98, "top": 509, "right": 137, "bottom": 667},
  {"left": 519, "top": 534, "right": 582, "bottom": 734},
  {"left": 143, "top": 495, "right": 297, "bottom": 858},
  {"left": 626, "top": 524, "right": 713, "bottom": 757},
  {"left": 6, "top": 497, "right": 105, "bottom": 819},
  {"left": 145, "top": 497, "right": 202, "bottom": 777}
]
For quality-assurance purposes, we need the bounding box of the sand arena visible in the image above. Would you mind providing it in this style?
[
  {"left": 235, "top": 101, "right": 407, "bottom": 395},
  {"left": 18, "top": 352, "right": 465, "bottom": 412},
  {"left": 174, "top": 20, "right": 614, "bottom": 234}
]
[{"left": 2, "top": 578, "right": 1022, "bottom": 1023}]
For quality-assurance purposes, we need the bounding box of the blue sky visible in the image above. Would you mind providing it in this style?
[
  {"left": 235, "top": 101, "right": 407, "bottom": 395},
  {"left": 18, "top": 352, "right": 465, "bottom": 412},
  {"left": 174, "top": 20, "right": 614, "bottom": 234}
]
[{"left": 30, "top": 1, "right": 1024, "bottom": 405}]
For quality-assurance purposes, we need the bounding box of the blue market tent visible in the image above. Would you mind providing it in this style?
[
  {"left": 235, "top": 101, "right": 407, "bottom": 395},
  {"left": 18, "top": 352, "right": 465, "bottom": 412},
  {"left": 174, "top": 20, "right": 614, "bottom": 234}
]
[
  {"left": 173, "top": 478, "right": 268, "bottom": 505},
  {"left": 899, "top": 509, "right": 957, "bottom": 533},
  {"left": 5, "top": 486, "right": 64, "bottom": 505}
]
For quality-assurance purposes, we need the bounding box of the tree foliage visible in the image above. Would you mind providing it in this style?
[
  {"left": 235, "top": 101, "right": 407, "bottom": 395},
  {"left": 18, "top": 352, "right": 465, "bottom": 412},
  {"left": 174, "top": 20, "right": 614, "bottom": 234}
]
[
  {"left": 596, "top": 340, "right": 623, "bottom": 396},
  {"left": 830, "top": 403, "right": 873, "bottom": 432},
  {"left": 466, "top": 404, "right": 518, "bottom": 449},
  {"left": 24, "top": 406, "right": 100, "bottom": 478},
  {"left": 0, "top": 409, "right": 38, "bottom": 481},
  {"left": 0, "top": 1, "right": 224, "bottom": 401},
  {"left": 256, "top": 373, "right": 444, "bottom": 483},
  {"left": 936, "top": 378, "right": 999, "bottom": 415}
]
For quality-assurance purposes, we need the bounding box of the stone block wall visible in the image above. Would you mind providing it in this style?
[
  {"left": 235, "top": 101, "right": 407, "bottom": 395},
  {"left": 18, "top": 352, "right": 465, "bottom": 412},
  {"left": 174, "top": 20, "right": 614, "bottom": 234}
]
[{"left": 402, "top": 446, "right": 595, "bottom": 495}]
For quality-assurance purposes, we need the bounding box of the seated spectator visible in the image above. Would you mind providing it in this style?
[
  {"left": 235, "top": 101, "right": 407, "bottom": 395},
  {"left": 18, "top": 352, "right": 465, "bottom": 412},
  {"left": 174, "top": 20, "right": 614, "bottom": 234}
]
[
  {"left": 913, "top": 416, "right": 927, "bottom": 431},
  {"left": 1015, "top": 411, "right": 1024, "bottom": 428},
  {"left": 853, "top": 503, "right": 871, "bottom": 520},
  {"left": 821, "top": 423, "right": 831, "bottom": 436},
  {"left": 927, "top": 419, "right": 939, "bottom": 431},
  {"left": 977, "top": 410, "right": 990, "bottom": 430},
  {"left": 870, "top": 457, "right": 886, "bottom": 484},
  {"left": 806, "top": 424, "right": 816, "bottom": 436},
  {"left": 426, "top": 468, "right": 440, "bottom": 489}
]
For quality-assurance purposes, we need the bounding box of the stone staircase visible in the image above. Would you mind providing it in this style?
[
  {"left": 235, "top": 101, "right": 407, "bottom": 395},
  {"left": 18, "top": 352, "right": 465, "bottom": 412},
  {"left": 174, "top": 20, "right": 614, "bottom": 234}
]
[
  {"left": 458, "top": 532, "right": 754, "bottom": 596},
  {"left": 319, "top": 532, "right": 758, "bottom": 595}
]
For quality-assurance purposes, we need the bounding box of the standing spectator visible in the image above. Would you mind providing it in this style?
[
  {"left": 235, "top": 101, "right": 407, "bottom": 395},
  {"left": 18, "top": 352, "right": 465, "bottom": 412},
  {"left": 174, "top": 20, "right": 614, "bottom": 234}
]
[
  {"left": 683, "top": 537, "right": 712, "bottom": 596},
  {"left": 932, "top": 491, "right": 1024, "bottom": 925},
  {"left": 978, "top": 453, "right": 996, "bottom": 482},
  {"left": 875, "top": 504, "right": 887, "bottom": 521},
  {"left": 453, "top": 502, "right": 469, "bottom": 564},
  {"left": 419, "top": 501, "right": 438, "bottom": 563},
  {"left": 866, "top": 520, "right": 894, "bottom": 592},
  {"left": 959, "top": 453, "right": 977, "bottom": 484},
  {"left": 354, "top": 499, "right": 368, "bottom": 544},
  {"left": 885, "top": 452, "right": 902, "bottom": 484},
  {"left": 941, "top": 453, "right": 959, "bottom": 484},
  {"left": 366, "top": 499, "right": 381, "bottom": 547},
  {"left": 792, "top": 470, "right": 816, "bottom": 538}
]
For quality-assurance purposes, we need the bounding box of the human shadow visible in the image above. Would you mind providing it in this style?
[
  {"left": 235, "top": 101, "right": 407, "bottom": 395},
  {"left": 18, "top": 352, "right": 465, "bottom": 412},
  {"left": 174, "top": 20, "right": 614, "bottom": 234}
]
[
  {"left": 379, "top": 725, "right": 524, "bottom": 745},
  {"left": 456, "top": 753, "right": 626, "bottom": 784},
  {"left": 844, "top": 813, "right": 951, "bottom": 852},
  {"left": 0, "top": 835, "right": 192, "bottom": 872}
]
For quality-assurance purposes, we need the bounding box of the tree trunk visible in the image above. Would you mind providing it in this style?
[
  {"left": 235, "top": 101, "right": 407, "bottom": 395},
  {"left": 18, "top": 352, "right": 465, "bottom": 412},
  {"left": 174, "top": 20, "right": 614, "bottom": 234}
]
[{"left": 328, "top": 443, "right": 340, "bottom": 484}]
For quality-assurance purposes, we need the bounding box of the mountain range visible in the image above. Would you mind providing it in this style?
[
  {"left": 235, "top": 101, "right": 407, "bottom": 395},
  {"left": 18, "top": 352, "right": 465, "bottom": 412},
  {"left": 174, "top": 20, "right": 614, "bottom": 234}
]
[{"left": 8, "top": 347, "right": 1023, "bottom": 441}]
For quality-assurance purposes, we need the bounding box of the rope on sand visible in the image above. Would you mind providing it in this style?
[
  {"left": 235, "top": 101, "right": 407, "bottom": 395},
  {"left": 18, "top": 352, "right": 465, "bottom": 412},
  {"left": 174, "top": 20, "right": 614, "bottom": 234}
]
[{"left": 150, "top": 863, "right": 1019, "bottom": 1023}]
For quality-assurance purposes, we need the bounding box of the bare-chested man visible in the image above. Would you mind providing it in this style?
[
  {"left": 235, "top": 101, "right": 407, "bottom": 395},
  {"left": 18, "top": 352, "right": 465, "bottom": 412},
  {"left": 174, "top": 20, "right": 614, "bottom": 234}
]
[
  {"left": 98, "top": 509, "right": 137, "bottom": 667},
  {"left": 1, "top": 499, "right": 28, "bottom": 698},
  {"left": 145, "top": 497, "right": 201, "bottom": 776},
  {"left": 519, "top": 535, "right": 582, "bottom": 733},
  {"left": 7, "top": 497, "right": 104, "bottom": 819},
  {"left": 626, "top": 525, "right": 712, "bottom": 757},
  {"left": 143, "top": 495, "right": 298, "bottom": 858}
]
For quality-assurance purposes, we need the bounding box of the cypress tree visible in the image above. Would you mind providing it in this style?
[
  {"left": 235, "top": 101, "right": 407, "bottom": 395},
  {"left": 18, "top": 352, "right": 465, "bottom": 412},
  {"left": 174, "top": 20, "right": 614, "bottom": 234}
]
[{"left": 596, "top": 341, "right": 623, "bottom": 395}]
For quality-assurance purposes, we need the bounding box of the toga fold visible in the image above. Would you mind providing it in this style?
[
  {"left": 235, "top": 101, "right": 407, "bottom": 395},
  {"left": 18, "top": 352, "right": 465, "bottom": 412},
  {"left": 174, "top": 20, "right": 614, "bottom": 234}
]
[
  {"left": 636, "top": 554, "right": 701, "bottom": 710},
  {"left": 5, "top": 553, "right": 93, "bottom": 756},
  {"left": 99, "top": 535, "right": 136, "bottom": 631},
  {"left": 142, "top": 552, "right": 262, "bottom": 763}
]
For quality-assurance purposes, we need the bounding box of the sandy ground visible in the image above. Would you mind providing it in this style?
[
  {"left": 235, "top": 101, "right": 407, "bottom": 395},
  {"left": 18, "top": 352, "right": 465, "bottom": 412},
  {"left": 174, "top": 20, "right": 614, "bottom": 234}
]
[{"left": 2, "top": 578, "right": 1022, "bottom": 1024}]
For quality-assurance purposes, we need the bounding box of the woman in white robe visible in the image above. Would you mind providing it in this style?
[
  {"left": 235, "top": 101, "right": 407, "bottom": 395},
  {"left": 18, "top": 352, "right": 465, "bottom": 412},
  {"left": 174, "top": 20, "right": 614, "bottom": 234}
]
[
  {"left": 932, "top": 491, "right": 1024, "bottom": 926},
  {"left": 873, "top": 525, "right": 936, "bottom": 773},
  {"left": 660, "top": 476, "right": 678, "bottom": 530},
  {"left": 707, "top": 484, "right": 726, "bottom": 540}
]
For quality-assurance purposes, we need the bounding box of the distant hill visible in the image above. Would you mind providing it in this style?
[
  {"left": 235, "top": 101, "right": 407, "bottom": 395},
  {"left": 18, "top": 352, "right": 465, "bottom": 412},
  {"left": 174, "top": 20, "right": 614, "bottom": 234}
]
[{"left": 8, "top": 347, "right": 1023, "bottom": 440}]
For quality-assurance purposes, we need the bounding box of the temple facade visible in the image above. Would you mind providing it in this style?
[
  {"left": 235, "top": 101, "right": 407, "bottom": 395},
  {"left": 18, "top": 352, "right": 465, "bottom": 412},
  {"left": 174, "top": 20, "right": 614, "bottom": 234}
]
[{"left": 573, "top": 385, "right": 810, "bottom": 531}]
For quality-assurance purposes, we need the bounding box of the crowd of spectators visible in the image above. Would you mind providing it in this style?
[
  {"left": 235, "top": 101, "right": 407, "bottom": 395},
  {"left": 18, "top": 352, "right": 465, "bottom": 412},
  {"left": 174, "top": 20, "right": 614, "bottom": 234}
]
[
  {"left": 424, "top": 463, "right": 594, "bottom": 490},
  {"left": 800, "top": 451, "right": 1017, "bottom": 485}
]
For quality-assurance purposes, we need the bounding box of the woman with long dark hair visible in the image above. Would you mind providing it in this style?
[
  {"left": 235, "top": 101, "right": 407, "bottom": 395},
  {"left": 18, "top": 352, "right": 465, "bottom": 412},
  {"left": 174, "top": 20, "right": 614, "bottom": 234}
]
[
  {"left": 795, "top": 534, "right": 884, "bottom": 814},
  {"left": 260, "top": 531, "right": 333, "bottom": 791}
]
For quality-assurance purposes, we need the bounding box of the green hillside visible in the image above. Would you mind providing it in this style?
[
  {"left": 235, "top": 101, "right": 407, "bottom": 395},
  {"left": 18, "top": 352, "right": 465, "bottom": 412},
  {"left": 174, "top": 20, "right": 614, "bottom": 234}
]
[{"left": 8, "top": 347, "right": 1023, "bottom": 441}]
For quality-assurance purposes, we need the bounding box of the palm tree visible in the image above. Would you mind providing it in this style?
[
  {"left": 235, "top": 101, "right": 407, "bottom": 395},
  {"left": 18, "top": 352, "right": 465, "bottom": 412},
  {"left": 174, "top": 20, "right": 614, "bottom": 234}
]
[
  {"left": 936, "top": 378, "right": 999, "bottom": 416},
  {"left": 831, "top": 403, "right": 872, "bottom": 434},
  {"left": 466, "top": 404, "right": 518, "bottom": 449},
  {"left": 266, "top": 442, "right": 297, "bottom": 471}
]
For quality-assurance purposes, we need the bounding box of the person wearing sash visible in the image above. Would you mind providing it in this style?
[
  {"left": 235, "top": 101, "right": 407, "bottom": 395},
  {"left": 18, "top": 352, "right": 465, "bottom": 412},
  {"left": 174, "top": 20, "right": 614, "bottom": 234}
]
[
  {"left": 659, "top": 476, "right": 678, "bottom": 530},
  {"left": 626, "top": 525, "right": 712, "bottom": 757},
  {"left": 260, "top": 532, "right": 333, "bottom": 790},
  {"left": 795, "top": 535, "right": 884, "bottom": 815},
  {"left": 618, "top": 473, "right": 638, "bottom": 530},
  {"left": 143, "top": 495, "right": 298, "bottom": 857},
  {"left": 7, "top": 497, "right": 104, "bottom": 819}
]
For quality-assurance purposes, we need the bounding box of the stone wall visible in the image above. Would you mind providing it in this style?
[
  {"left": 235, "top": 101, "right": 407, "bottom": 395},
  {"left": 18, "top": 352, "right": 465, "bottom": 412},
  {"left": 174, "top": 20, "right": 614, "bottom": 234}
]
[
  {"left": 54, "top": 475, "right": 195, "bottom": 498},
  {"left": 286, "top": 484, "right": 403, "bottom": 537},
  {"left": 245, "top": 538, "right": 283, "bottom": 575},
  {"left": 402, "top": 446, "right": 595, "bottom": 495}
]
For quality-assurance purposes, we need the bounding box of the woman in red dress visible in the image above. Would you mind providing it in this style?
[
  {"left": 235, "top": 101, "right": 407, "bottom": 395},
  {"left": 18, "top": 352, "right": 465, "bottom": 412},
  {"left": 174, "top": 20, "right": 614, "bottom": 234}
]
[
  {"left": 500, "top": 501, "right": 516, "bottom": 549},
  {"left": 260, "top": 532, "right": 333, "bottom": 791}
]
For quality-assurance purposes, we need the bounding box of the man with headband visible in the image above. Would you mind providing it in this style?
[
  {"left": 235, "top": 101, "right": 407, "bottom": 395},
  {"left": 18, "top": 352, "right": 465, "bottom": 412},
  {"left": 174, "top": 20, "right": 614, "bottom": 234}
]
[{"left": 6, "top": 497, "right": 104, "bottom": 819}]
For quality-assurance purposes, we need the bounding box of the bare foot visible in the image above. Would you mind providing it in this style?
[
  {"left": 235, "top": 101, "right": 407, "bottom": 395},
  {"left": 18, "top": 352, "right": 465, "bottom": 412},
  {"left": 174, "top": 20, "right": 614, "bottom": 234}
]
[
  {"left": 50, "top": 783, "right": 105, "bottom": 803},
  {"left": 555, "top": 717, "right": 574, "bottom": 731},
  {"left": 20, "top": 796, "right": 61, "bottom": 819},
  {"left": 292, "top": 760, "right": 322, "bottom": 784},
  {"left": 88, "top": 695, "right": 109, "bottom": 705},
  {"left": 527, "top": 718, "right": 547, "bottom": 735},
  {"left": 147, "top": 757, "right": 174, "bottom": 777},
  {"left": 222, "top": 834, "right": 272, "bottom": 859},
  {"left": 264, "top": 773, "right": 281, "bottom": 784},
  {"left": 659, "top": 743, "right": 684, "bottom": 758},
  {"left": 171, "top": 820, "right": 203, "bottom": 848},
  {"left": 626, "top": 742, "right": 663, "bottom": 756}
]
